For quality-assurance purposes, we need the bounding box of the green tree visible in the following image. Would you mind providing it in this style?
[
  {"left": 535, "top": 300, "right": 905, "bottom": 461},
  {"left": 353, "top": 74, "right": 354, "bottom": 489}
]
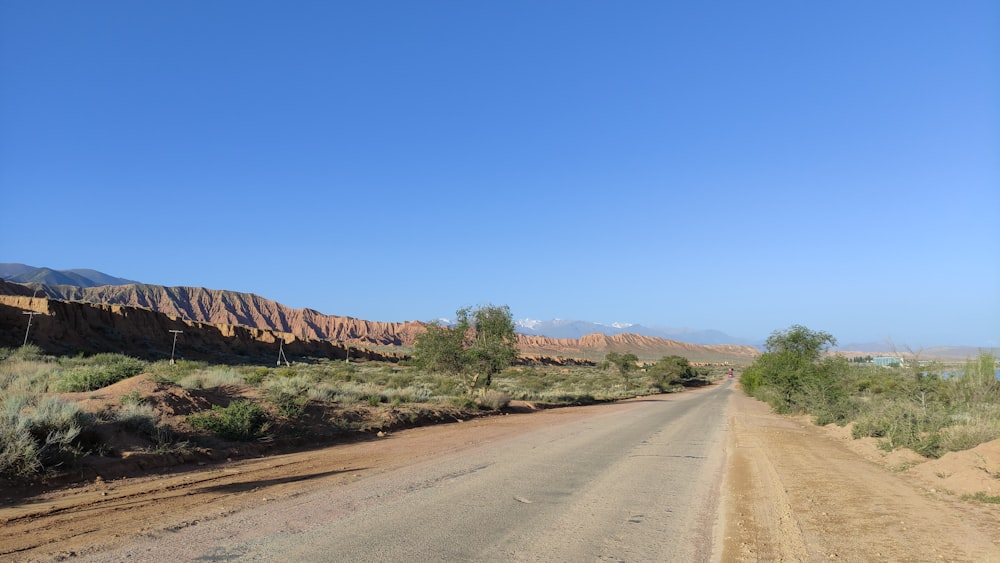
[
  {"left": 647, "top": 355, "right": 708, "bottom": 390},
  {"left": 413, "top": 304, "right": 518, "bottom": 394},
  {"left": 412, "top": 320, "right": 466, "bottom": 377},
  {"left": 743, "top": 325, "right": 839, "bottom": 413},
  {"left": 764, "top": 324, "right": 836, "bottom": 362},
  {"left": 605, "top": 351, "right": 639, "bottom": 391},
  {"left": 464, "top": 305, "right": 519, "bottom": 391}
]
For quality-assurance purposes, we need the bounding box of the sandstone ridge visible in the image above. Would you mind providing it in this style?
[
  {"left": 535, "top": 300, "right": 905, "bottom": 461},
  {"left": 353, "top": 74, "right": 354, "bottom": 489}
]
[
  {"left": 1, "top": 280, "right": 759, "bottom": 363},
  {"left": 0, "top": 293, "right": 397, "bottom": 363},
  {"left": 35, "top": 283, "right": 424, "bottom": 346}
]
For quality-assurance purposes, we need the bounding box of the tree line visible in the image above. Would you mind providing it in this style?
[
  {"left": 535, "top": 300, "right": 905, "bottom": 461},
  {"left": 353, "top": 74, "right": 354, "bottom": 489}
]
[{"left": 413, "top": 304, "right": 712, "bottom": 395}]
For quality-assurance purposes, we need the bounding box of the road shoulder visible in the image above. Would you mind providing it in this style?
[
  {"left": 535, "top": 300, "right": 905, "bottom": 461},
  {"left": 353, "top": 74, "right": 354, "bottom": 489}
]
[{"left": 719, "top": 388, "right": 1000, "bottom": 562}]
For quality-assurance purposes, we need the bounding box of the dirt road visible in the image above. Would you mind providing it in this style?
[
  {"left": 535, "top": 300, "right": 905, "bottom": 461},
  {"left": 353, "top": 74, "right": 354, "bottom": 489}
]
[
  {"left": 2, "top": 381, "right": 999, "bottom": 561},
  {"left": 721, "top": 390, "right": 1000, "bottom": 562}
]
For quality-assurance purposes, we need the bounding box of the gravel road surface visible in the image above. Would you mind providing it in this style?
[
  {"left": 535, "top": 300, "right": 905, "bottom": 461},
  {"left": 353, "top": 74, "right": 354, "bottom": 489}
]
[{"left": 79, "top": 382, "right": 732, "bottom": 562}]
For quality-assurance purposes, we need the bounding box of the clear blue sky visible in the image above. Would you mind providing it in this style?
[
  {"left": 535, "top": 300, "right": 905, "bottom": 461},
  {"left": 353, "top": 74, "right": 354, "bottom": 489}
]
[{"left": 1, "top": 1, "right": 997, "bottom": 347}]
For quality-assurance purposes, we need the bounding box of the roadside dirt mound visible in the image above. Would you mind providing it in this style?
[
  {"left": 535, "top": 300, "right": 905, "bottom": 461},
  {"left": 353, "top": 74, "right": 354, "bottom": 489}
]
[
  {"left": 908, "top": 438, "right": 1000, "bottom": 498},
  {"left": 815, "top": 419, "right": 1000, "bottom": 499}
]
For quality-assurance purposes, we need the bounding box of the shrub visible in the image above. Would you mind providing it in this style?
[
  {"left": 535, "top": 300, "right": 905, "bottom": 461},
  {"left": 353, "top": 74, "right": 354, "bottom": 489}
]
[
  {"left": 242, "top": 366, "right": 270, "bottom": 386},
  {"left": 3, "top": 345, "right": 45, "bottom": 362},
  {"left": 0, "top": 419, "right": 40, "bottom": 477},
  {"left": 57, "top": 354, "right": 147, "bottom": 392},
  {"left": 178, "top": 368, "right": 244, "bottom": 390},
  {"left": 1, "top": 394, "right": 94, "bottom": 478},
  {"left": 188, "top": 400, "right": 269, "bottom": 441},
  {"left": 478, "top": 390, "right": 511, "bottom": 410},
  {"left": 937, "top": 417, "right": 1000, "bottom": 454},
  {"left": 264, "top": 376, "right": 312, "bottom": 418},
  {"left": 306, "top": 383, "right": 337, "bottom": 403},
  {"left": 120, "top": 390, "right": 145, "bottom": 406},
  {"left": 115, "top": 402, "right": 159, "bottom": 435},
  {"left": 148, "top": 359, "right": 208, "bottom": 383},
  {"left": 1, "top": 357, "right": 60, "bottom": 394}
]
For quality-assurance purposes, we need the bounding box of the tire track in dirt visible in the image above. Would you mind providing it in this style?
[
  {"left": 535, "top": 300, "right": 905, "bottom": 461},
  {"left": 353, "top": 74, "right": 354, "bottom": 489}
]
[
  {"left": 0, "top": 457, "right": 362, "bottom": 560},
  {"left": 0, "top": 402, "right": 623, "bottom": 561}
]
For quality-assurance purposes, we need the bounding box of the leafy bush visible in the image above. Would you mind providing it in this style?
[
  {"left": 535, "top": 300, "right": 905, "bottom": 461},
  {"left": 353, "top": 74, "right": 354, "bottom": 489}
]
[
  {"left": 745, "top": 327, "right": 999, "bottom": 458},
  {"left": 57, "top": 354, "right": 147, "bottom": 392},
  {"left": 647, "top": 355, "right": 712, "bottom": 390},
  {"left": 413, "top": 305, "right": 518, "bottom": 394},
  {"left": 188, "top": 400, "right": 269, "bottom": 441}
]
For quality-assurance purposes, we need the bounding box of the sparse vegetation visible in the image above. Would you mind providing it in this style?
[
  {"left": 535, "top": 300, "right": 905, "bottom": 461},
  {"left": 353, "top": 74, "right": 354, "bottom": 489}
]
[
  {"left": 961, "top": 491, "right": 1000, "bottom": 504},
  {"left": 742, "top": 325, "right": 1000, "bottom": 458},
  {"left": 57, "top": 354, "right": 147, "bottom": 392},
  {"left": 0, "top": 341, "right": 724, "bottom": 480},
  {"left": 1, "top": 394, "right": 95, "bottom": 478},
  {"left": 188, "top": 400, "right": 270, "bottom": 441},
  {"left": 177, "top": 367, "right": 244, "bottom": 390}
]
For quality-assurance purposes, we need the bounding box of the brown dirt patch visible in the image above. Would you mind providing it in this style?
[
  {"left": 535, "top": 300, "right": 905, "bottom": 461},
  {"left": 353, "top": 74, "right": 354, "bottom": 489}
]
[{"left": 721, "top": 389, "right": 1000, "bottom": 561}]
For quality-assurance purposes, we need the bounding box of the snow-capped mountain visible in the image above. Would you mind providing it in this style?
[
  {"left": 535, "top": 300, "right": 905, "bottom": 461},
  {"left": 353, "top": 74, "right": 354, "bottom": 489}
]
[{"left": 514, "top": 318, "right": 752, "bottom": 346}]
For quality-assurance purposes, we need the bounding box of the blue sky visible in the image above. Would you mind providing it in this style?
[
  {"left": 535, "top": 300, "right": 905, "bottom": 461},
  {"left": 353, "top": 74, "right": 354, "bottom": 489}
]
[{"left": 1, "top": 1, "right": 997, "bottom": 347}]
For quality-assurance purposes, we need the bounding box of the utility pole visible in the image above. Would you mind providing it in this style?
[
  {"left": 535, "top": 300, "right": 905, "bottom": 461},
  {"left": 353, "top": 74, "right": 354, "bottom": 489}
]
[
  {"left": 169, "top": 330, "right": 183, "bottom": 364},
  {"left": 277, "top": 339, "right": 290, "bottom": 367},
  {"left": 22, "top": 311, "right": 40, "bottom": 346}
]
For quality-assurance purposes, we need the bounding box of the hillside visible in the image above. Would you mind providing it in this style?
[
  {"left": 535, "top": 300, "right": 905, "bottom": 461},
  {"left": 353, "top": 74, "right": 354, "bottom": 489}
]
[
  {"left": 0, "top": 294, "right": 398, "bottom": 364},
  {"left": 0, "top": 263, "right": 138, "bottom": 287},
  {"left": 36, "top": 283, "right": 425, "bottom": 346},
  {"left": 1, "top": 280, "right": 759, "bottom": 363}
]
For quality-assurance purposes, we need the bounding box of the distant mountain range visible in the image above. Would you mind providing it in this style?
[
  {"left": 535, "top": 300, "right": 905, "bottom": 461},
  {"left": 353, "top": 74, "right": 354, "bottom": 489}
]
[
  {"left": 1, "top": 264, "right": 755, "bottom": 346},
  {"left": 515, "top": 318, "right": 755, "bottom": 346},
  {"left": 6, "top": 264, "right": 980, "bottom": 358},
  {"left": 0, "top": 265, "right": 761, "bottom": 362},
  {"left": 0, "top": 263, "right": 137, "bottom": 288}
]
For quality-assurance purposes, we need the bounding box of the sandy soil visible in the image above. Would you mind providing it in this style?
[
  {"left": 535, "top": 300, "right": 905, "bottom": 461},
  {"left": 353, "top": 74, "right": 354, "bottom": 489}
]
[
  {"left": 720, "top": 390, "right": 1000, "bottom": 562},
  {"left": 2, "top": 382, "right": 999, "bottom": 561}
]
